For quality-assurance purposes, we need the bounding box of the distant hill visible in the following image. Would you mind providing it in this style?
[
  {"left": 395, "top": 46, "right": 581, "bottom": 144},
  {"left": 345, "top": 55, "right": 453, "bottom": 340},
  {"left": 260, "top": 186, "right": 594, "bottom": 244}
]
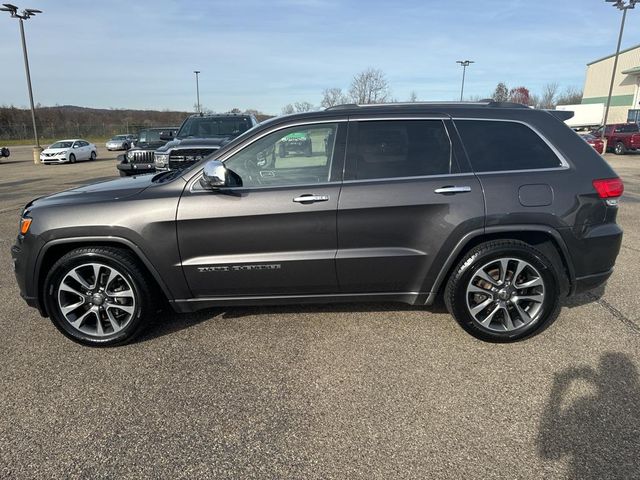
[{"left": 0, "top": 105, "right": 273, "bottom": 140}]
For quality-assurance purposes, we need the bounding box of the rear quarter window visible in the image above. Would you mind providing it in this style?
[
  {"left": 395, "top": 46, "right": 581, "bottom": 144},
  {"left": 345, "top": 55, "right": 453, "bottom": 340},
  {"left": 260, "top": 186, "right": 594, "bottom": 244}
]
[{"left": 455, "top": 120, "right": 562, "bottom": 172}]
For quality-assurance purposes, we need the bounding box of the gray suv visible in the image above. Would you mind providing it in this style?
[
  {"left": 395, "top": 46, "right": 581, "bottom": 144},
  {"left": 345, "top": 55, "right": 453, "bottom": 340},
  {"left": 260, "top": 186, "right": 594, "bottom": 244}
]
[{"left": 12, "top": 102, "right": 624, "bottom": 347}]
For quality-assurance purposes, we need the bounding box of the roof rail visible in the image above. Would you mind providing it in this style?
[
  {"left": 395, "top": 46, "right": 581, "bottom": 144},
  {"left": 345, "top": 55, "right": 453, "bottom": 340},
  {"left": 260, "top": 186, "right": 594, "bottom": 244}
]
[{"left": 325, "top": 100, "right": 528, "bottom": 111}]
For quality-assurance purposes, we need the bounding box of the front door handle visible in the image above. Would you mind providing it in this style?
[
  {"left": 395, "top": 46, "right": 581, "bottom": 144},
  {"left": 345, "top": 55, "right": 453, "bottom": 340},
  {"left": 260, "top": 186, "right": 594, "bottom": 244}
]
[
  {"left": 293, "top": 194, "right": 330, "bottom": 203},
  {"left": 434, "top": 186, "right": 471, "bottom": 194}
]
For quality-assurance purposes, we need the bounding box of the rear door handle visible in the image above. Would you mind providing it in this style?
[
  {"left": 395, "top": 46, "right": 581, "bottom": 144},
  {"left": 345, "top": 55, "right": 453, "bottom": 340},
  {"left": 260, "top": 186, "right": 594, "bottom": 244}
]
[
  {"left": 434, "top": 186, "right": 471, "bottom": 194},
  {"left": 293, "top": 194, "right": 330, "bottom": 203}
]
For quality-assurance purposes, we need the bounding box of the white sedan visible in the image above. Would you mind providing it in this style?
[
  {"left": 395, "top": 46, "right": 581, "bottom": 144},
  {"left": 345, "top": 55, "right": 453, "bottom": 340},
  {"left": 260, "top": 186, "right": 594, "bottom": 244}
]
[{"left": 40, "top": 139, "right": 97, "bottom": 164}]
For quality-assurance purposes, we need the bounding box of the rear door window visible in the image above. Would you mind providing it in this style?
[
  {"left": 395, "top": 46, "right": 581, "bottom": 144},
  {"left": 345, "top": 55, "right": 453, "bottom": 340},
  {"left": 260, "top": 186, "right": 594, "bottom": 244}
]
[
  {"left": 349, "top": 120, "right": 455, "bottom": 180},
  {"left": 455, "top": 120, "right": 562, "bottom": 172}
]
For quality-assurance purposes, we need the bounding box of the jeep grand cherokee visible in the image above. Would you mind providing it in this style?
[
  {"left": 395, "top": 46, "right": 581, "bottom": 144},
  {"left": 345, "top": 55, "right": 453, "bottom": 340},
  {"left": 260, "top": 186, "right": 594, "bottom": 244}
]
[{"left": 12, "top": 102, "right": 623, "bottom": 346}]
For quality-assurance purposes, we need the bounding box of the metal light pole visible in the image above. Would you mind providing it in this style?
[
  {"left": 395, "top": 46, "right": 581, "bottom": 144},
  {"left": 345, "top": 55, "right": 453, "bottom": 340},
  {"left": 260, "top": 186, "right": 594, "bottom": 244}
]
[
  {"left": 1, "top": 3, "right": 42, "bottom": 163},
  {"left": 601, "top": 0, "right": 637, "bottom": 145},
  {"left": 194, "top": 70, "right": 201, "bottom": 114},
  {"left": 456, "top": 60, "right": 474, "bottom": 101}
]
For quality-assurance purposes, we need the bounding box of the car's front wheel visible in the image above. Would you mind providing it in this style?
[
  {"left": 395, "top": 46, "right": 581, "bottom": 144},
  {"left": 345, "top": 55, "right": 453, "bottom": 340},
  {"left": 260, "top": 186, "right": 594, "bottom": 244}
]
[
  {"left": 614, "top": 142, "right": 626, "bottom": 155},
  {"left": 69, "top": 153, "right": 76, "bottom": 164},
  {"left": 90, "top": 151, "right": 97, "bottom": 161},
  {"left": 445, "top": 240, "right": 560, "bottom": 342},
  {"left": 43, "top": 247, "right": 155, "bottom": 347}
]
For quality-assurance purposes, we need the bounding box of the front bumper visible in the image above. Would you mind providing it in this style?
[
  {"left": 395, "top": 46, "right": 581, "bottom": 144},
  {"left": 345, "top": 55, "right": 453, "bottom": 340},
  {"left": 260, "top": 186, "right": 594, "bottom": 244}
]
[
  {"left": 117, "top": 162, "right": 155, "bottom": 175},
  {"left": 11, "top": 241, "right": 46, "bottom": 316},
  {"left": 40, "top": 156, "right": 68, "bottom": 163}
]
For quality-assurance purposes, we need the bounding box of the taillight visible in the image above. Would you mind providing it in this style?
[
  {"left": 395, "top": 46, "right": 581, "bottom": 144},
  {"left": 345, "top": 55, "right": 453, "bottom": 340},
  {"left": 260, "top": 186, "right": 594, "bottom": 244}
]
[{"left": 593, "top": 178, "right": 623, "bottom": 206}]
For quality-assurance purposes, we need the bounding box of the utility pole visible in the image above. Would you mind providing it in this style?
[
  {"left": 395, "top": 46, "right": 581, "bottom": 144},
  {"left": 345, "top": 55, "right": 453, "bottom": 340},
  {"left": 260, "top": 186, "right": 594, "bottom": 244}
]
[
  {"left": 1, "top": 3, "right": 43, "bottom": 163},
  {"left": 456, "top": 60, "right": 474, "bottom": 101},
  {"left": 194, "top": 70, "right": 201, "bottom": 114},
  {"left": 601, "top": 0, "right": 638, "bottom": 147}
]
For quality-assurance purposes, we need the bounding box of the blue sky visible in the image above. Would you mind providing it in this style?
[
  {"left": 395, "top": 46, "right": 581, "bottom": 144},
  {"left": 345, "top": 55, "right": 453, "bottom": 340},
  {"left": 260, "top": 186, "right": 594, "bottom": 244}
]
[{"left": 1, "top": 0, "right": 639, "bottom": 114}]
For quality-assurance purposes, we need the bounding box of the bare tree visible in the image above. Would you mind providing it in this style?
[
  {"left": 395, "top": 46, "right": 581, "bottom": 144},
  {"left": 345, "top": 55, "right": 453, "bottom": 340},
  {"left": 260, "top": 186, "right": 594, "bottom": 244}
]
[
  {"left": 281, "top": 104, "right": 295, "bottom": 115},
  {"left": 492, "top": 82, "right": 509, "bottom": 102},
  {"left": 348, "top": 68, "right": 392, "bottom": 104},
  {"left": 281, "top": 101, "right": 315, "bottom": 115},
  {"left": 539, "top": 82, "right": 559, "bottom": 109},
  {"left": 321, "top": 88, "right": 348, "bottom": 108},
  {"left": 407, "top": 90, "right": 418, "bottom": 102},
  {"left": 294, "top": 101, "right": 315, "bottom": 112},
  {"left": 556, "top": 86, "right": 583, "bottom": 106}
]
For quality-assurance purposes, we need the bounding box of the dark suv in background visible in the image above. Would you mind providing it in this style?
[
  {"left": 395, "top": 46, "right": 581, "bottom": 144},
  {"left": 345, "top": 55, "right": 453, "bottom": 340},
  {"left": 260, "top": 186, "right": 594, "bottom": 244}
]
[
  {"left": 12, "top": 102, "right": 623, "bottom": 347},
  {"left": 117, "top": 127, "right": 179, "bottom": 176},
  {"left": 154, "top": 113, "right": 258, "bottom": 171}
]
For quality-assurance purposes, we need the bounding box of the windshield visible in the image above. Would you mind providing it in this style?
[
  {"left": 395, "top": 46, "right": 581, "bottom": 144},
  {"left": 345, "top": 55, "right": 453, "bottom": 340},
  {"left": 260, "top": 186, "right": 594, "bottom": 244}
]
[
  {"left": 177, "top": 117, "right": 252, "bottom": 139},
  {"left": 111, "top": 135, "right": 128, "bottom": 140},
  {"left": 137, "top": 130, "right": 162, "bottom": 143},
  {"left": 50, "top": 141, "right": 73, "bottom": 149}
]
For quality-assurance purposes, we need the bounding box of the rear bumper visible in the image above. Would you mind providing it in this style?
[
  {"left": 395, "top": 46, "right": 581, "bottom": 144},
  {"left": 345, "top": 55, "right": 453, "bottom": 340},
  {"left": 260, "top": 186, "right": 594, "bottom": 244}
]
[{"left": 560, "top": 222, "right": 623, "bottom": 296}]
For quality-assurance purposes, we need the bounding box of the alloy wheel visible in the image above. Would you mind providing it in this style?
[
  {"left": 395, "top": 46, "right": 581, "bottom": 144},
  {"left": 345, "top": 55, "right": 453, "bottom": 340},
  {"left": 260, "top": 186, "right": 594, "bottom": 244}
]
[
  {"left": 57, "top": 262, "right": 137, "bottom": 337},
  {"left": 465, "top": 257, "right": 545, "bottom": 332}
]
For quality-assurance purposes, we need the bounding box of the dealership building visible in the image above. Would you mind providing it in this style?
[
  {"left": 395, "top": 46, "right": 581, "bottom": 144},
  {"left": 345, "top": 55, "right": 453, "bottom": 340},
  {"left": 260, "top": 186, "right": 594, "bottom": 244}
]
[{"left": 582, "top": 44, "right": 640, "bottom": 124}]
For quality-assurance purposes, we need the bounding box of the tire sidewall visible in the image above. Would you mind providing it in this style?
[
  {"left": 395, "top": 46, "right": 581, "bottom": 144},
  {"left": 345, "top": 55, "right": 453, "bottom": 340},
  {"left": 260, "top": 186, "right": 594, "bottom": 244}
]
[
  {"left": 44, "top": 251, "right": 147, "bottom": 346},
  {"left": 448, "top": 244, "right": 559, "bottom": 342}
]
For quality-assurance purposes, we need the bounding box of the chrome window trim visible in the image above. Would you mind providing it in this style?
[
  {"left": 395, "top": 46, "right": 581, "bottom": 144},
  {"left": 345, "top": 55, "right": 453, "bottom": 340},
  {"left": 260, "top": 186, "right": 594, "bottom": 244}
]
[
  {"left": 341, "top": 172, "right": 475, "bottom": 185},
  {"left": 190, "top": 180, "right": 341, "bottom": 193},
  {"left": 451, "top": 117, "right": 571, "bottom": 170}
]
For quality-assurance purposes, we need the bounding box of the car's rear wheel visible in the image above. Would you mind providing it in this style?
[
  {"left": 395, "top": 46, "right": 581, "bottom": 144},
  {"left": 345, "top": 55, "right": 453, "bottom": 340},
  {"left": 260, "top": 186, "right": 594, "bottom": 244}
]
[
  {"left": 445, "top": 240, "right": 560, "bottom": 342},
  {"left": 90, "top": 151, "right": 97, "bottom": 161},
  {"left": 614, "top": 142, "right": 626, "bottom": 155},
  {"left": 69, "top": 153, "right": 76, "bottom": 164},
  {"left": 43, "top": 247, "right": 155, "bottom": 347}
]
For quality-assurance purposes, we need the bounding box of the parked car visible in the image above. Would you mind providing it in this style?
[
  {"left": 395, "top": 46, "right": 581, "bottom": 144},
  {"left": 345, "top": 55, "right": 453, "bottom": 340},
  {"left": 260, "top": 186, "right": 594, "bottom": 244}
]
[
  {"left": 106, "top": 134, "right": 136, "bottom": 151},
  {"left": 154, "top": 113, "right": 258, "bottom": 171},
  {"left": 579, "top": 133, "right": 604, "bottom": 154},
  {"left": 13, "top": 102, "right": 623, "bottom": 346},
  {"left": 117, "top": 127, "right": 178, "bottom": 177},
  {"left": 591, "top": 123, "right": 640, "bottom": 154},
  {"left": 0, "top": 147, "right": 9, "bottom": 158},
  {"left": 39, "top": 139, "right": 97, "bottom": 164},
  {"left": 278, "top": 132, "right": 312, "bottom": 157}
]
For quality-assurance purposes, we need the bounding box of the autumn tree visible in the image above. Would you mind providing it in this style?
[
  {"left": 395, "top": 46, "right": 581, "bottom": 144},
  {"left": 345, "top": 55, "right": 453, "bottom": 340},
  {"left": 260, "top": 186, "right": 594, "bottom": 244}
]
[
  {"left": 509, "top": 86, "right": 531, "bottom": 105},
  {"left": 539, "top": 82, "right": 559, "bottom": 109},
  {"left": 556, "top": 86, "right": 583, "bottom": 105}
]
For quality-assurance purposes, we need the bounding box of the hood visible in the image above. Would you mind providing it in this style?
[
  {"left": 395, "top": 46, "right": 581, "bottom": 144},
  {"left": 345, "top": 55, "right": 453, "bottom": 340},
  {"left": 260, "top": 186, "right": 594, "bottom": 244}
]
[
  {"left": 26, "top": 174, "right": 157, "bottom": 210},
  {"left": 156, "top": 137, "right": 231, "bottom": 153},
  {"left": 130, "top": 140, "right": 166, "bottom": 151},
  {"left": 42, "top": 147, "right": 69, "bottom": 154}
]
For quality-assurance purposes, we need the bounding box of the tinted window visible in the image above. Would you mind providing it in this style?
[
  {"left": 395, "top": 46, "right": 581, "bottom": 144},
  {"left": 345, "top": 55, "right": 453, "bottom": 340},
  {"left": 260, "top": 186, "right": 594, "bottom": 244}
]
[
  {"left": 178, "top": 117, "right": 252, "bottom": 138},
  {"left": 614, "top": 124, "right": 639, "bottom": 133},
  {"left": 456, "top": 120, "right": 561, "bottom": 172},
  {"left": 224, "top": 123, "right": 338, "bottom": 187},
  {"left": 352, "top": 120, "right": 453, "bottom": 180}
]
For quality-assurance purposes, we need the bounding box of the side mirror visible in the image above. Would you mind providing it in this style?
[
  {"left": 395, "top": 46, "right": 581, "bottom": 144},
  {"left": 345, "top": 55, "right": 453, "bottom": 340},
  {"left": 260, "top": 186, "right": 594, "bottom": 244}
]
[{"left": 200, "top": 160, "right": 228, "bottom": 189}]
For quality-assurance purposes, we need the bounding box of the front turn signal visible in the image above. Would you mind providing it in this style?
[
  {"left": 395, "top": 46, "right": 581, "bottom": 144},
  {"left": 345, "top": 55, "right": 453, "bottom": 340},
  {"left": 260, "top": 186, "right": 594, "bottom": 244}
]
[{"left": 20, "top": 217, "right": 32, "bottom": 235}]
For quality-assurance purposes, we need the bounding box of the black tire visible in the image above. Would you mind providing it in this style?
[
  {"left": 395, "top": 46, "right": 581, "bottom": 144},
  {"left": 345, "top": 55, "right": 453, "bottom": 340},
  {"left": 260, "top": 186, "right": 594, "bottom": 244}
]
[
  {"left": 90, "top": 151, "right": 97, "bottom": 161},
  {"left": 444, "top": 240, "right": 561, "bottom": 342},
  {"left": 305, "top": 143, "right": 312, "bottom": 157},
  {"left": 43, "top": 246, "right": 156, "bottom": 347},
  {"left": 614, "top": 142, "right": 626, "bottom": 155},
  {"left": 123, "top": 143, "right": 130, "bottom": 151},
  {"left": 119, "top": 170, "right": 131, "bottom": 177},
  {"left": 69, "top": 153, "right": 76, "bottom": 164}
]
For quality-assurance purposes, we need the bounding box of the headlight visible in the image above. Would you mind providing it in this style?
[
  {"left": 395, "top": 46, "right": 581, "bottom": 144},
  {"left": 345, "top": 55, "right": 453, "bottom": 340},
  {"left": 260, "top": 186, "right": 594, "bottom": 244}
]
[
  {"left": 58, "top": 151, "right": 67, "bottom": 155},
  {"left": 155, "top": 153, "right": 169, "bottom": 166},
  {"left": 127, "top": 151, "right": 134, "bottom": 160}
]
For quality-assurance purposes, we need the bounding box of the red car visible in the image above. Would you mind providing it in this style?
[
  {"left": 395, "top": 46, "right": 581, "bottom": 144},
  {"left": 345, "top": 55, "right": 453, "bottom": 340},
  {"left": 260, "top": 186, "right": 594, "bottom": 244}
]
[
  {"left": 591, "top": 123, "right": 640, "bottom": 155},
  {"left": 579, "top": 133, "right": 605, "bottom": 154}
]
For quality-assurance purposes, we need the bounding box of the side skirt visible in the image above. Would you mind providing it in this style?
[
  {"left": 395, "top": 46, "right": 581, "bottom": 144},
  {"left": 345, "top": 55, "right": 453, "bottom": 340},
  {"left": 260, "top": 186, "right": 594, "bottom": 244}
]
[{"left": 170, "top": 291, "right": 430, "bottom": 313}]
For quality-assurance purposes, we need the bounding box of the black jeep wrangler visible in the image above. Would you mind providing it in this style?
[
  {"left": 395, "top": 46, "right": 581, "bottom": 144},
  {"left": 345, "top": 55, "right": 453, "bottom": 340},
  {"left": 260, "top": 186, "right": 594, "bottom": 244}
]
[
  {"left": 116, "top": 127, "right": 178, "bottom": 177},
  {"left": 154, "top": 114, "right": 258, "bottom": 171}
]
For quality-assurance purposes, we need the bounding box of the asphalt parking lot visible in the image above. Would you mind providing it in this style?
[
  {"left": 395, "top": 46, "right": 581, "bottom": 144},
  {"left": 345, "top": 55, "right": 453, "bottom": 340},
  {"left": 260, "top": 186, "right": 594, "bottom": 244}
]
[{"left": 1, "top": 145, "right": 639, "bottom": 479}]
